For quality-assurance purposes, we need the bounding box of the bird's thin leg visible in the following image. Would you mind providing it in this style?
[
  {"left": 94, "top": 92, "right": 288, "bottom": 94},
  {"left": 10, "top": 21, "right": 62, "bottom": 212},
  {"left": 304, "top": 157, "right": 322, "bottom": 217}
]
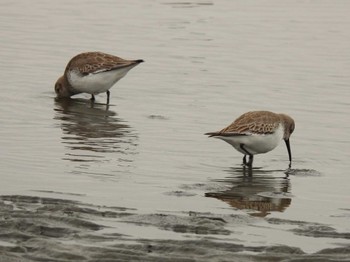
[
  {"left": 106, "top": 90, "right": 110, "bottom": 104},
  {"left": 240, "top": 144, "right": 253, "bottom": 167},
  {"left": 91, "top": 94, "right": 95, "bottom": 102},
  {"left": 247, "top": 155, "right": 254, "bottom": 167},
  {"left": 242, "top": 155, "right": 247, "bottom": 165}
]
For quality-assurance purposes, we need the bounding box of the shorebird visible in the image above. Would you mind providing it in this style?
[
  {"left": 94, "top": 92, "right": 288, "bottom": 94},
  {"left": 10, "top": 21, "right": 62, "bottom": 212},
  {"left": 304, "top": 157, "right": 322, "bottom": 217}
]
[
  {"left": 205, "top": 111, "right": 295, "bottom": 167},
  {"left": 55, "top": 52, "right": 143, "bottom": 103}
]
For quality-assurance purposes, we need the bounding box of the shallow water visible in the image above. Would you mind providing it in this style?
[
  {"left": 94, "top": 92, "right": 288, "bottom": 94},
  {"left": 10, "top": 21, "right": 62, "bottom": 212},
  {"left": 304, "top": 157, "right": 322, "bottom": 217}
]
[{"left": 0, "top": 0, "right": 350, "bottom": 261}]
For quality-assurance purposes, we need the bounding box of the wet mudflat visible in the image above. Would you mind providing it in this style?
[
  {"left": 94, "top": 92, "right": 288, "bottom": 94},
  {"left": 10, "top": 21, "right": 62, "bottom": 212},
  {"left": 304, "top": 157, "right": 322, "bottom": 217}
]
[
  {"left": 1, "top": 195, "right": 349, "bottom": 262},
  {"left": 1, "top": 0, "right": 350, "bottom": 261}
]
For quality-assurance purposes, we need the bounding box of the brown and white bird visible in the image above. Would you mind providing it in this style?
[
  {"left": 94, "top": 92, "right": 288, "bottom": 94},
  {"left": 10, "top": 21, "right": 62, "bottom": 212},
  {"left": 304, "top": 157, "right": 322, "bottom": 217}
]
[
  {"left": 55, "top": 52, "right": 144, "bottom": 103},
  {"left": 205, "top": 111, "right": 295, "bottom": 167}
]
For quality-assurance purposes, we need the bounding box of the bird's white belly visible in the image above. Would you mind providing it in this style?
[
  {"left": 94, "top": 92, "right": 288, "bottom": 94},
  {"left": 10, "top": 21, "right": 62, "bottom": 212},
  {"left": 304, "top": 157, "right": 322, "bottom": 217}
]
[
  {"left": 216, "top": 125, "right": 283, "bottom": 155},
  {"left": 68, "top": 66, "right": 135, "bottom": 94}
]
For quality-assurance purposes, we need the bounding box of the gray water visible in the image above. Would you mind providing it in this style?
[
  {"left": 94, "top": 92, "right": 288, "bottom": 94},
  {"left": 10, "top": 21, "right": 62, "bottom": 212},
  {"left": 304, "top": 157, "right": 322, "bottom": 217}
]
[{"left": 1, "top": 0, "right": 350, "bottom": 261}]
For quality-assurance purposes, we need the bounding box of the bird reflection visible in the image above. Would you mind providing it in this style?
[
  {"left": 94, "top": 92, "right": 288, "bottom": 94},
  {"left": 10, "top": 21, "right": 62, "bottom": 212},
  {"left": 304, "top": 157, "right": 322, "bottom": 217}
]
[
  {"left": 206, "top": 166, "right": 291, "bottom": 217},
  {"left": 53, "top": 98, "right": 137, "bottom": 163}
]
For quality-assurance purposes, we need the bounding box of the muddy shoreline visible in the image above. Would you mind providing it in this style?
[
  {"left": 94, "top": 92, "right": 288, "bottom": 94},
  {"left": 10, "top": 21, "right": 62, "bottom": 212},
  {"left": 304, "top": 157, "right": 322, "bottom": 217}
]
[{"left": 0, "top": 195, "right": 349, "bottom": 262}]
